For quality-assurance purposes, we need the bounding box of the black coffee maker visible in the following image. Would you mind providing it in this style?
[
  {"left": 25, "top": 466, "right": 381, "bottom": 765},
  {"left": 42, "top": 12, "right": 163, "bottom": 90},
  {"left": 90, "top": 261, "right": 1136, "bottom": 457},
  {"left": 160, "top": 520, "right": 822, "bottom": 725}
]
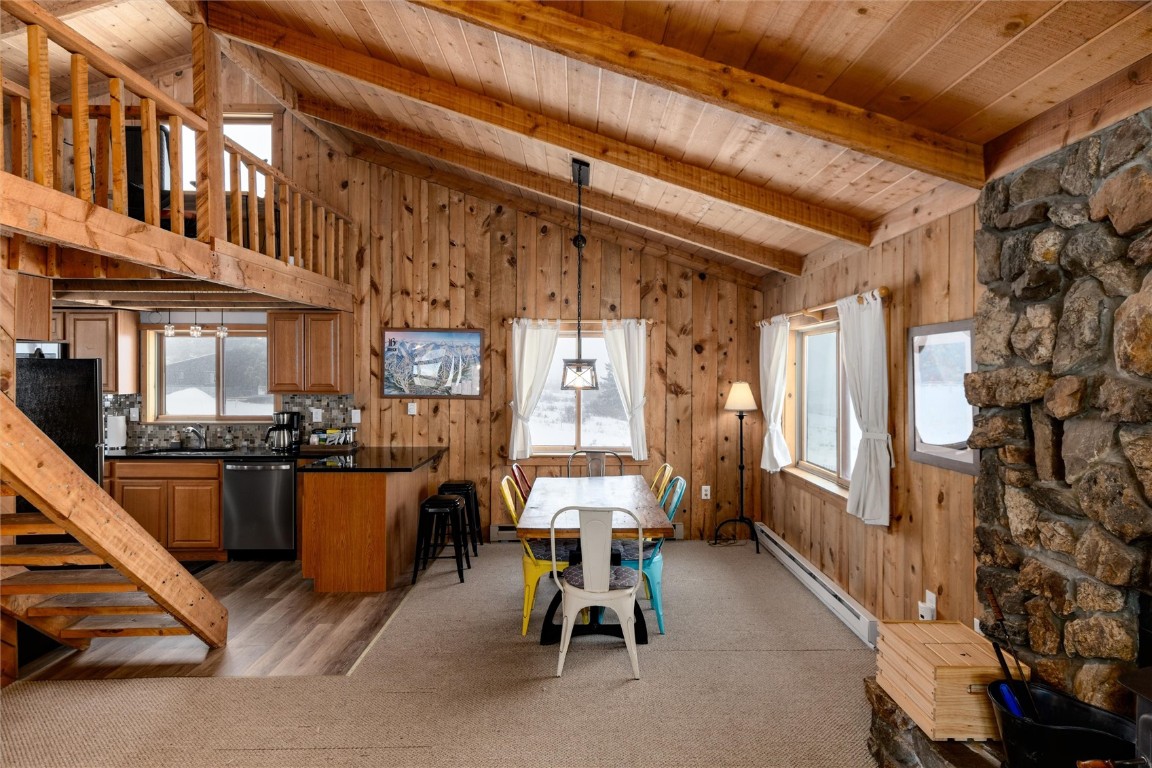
[{"left": 272, "top": 410, "right": 303, "bottom": 449}]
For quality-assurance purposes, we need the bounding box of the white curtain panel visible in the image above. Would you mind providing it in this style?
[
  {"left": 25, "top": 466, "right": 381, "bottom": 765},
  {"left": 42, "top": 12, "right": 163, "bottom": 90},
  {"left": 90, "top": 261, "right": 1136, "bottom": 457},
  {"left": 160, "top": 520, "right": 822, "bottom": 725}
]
[
  {"left": 603, "top": 319, "right": 649, "bottom": 460},
  {"left": 759, "top": 315, "right": 792, "bottom": 472},
  {"left": 508, "top": 319, "right": 561, "bottom": 460},
  {"left": 835, "top": 290, "right": 892, "bottom": 526}
]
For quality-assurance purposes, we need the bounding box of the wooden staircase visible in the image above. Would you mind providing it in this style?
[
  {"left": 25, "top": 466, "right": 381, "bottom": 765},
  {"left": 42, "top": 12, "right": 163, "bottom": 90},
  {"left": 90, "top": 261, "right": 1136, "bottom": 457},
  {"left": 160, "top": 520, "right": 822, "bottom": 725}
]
[{"left": 0, "top": 397, "right": 228, "bottom": 685}]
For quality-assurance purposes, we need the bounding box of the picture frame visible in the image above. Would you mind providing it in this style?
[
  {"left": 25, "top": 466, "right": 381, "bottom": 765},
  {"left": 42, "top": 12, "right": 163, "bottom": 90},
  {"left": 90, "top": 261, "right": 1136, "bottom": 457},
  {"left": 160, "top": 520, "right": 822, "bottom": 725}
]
[
  {"left": 382, "top": 328, "right": 483, "bottom": 398},
  {"left": 907, "top": 319, "right": 979, "bottom": 475}
]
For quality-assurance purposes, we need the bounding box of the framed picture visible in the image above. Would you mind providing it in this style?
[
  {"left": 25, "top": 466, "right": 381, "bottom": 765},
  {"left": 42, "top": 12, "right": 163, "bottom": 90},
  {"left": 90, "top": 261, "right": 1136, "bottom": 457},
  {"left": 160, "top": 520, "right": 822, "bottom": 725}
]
[
  {"left": 907, "top": 320, "right": 979, "bottom": 474},
  {"left": 382, "top": 328, "right": 483, "bottom": 398}
]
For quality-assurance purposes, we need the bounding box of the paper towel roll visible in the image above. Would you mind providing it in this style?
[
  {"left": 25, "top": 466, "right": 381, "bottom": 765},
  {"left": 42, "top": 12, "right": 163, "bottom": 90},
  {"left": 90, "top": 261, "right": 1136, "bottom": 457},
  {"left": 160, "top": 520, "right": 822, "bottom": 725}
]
[{"left": 106, "top": 415, "right": 127, "bottom": 449}]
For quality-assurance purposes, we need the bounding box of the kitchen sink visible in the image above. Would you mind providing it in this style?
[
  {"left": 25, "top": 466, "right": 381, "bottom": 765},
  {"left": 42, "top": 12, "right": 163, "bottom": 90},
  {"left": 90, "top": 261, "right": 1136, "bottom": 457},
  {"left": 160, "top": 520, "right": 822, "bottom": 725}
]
[{"left": 135, "top": 447, "right": 237, "bottom": 456}]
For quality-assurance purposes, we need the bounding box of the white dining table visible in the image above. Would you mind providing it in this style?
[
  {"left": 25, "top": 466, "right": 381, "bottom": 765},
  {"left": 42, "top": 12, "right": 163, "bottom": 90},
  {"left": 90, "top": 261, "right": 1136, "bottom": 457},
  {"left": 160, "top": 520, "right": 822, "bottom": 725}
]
[
  {"left": 516, "top": 474, "right": 673, "bottom": 645},
  {"left": 515, "top": 475, "right": 674, "bottom": 540}
]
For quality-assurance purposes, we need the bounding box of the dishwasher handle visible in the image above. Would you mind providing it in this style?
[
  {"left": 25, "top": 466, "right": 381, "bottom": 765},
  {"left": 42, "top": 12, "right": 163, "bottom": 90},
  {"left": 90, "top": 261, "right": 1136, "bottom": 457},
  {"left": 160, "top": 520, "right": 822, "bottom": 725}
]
[{"left": 225, "top": 463, "right": 294, "bottom": 472}]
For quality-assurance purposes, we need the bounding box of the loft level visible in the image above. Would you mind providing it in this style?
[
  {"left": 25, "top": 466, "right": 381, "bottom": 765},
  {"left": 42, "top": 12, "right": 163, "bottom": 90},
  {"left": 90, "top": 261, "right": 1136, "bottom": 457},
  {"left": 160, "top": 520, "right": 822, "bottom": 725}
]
[{"left": 1, "top": 2, "right": 357, "bottom": 291}]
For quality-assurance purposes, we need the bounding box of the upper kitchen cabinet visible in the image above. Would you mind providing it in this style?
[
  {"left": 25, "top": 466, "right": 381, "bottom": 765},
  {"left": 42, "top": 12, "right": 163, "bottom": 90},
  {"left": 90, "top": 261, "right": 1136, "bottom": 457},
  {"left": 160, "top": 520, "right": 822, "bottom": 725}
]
[
  {"left": 62, "top": 310, "right": 139, "bottom": 394},
  {"left": 267, "top": 311, "right": 351, "bottom": 394},
  {"left": 15, "top": 275, "right": 51, "bottom": 341}
]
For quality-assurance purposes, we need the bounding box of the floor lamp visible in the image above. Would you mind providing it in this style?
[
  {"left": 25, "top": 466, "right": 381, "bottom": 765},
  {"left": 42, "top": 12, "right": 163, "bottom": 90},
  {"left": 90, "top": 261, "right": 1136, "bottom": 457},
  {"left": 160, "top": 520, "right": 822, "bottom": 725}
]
[{"left": 713, "top": 381, "right": 760, "bottom": 552}]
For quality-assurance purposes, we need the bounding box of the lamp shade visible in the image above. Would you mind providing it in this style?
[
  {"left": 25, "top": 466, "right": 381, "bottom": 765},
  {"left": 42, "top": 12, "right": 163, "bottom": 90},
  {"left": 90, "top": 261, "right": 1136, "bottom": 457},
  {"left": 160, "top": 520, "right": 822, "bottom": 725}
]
[{"left": 725, "top": 381, "right": 757, "bottom": 412}]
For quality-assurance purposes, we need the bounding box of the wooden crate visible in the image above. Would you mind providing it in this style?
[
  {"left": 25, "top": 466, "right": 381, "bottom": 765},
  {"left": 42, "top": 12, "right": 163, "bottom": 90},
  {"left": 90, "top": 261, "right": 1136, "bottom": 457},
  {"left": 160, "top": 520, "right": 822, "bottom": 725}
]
[{"left": 876, "top": 620, "right": 1028, "bottom": 741}]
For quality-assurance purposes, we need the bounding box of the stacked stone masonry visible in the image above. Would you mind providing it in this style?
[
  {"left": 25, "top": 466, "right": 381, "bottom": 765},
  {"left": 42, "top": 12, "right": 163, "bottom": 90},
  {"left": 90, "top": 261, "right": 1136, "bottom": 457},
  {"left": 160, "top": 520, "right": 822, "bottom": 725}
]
[{"left": 967, "top": 109, "right": 1152, "bottom": 713}]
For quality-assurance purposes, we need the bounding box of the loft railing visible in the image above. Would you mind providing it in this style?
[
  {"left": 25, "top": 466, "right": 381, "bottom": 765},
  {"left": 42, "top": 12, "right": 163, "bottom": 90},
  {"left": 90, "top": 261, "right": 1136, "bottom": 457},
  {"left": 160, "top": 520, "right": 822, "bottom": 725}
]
[{"left": 1, "top": 1, "right": 352, "bottom": 284}]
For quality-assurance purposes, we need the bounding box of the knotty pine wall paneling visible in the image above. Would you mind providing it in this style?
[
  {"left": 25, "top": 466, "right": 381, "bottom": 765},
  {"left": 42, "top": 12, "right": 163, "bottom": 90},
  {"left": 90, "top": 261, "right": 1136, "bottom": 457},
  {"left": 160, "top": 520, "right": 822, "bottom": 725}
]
[
  {"left": 344, "top": 166, "right": 764, "bottom": 540},
  {"left": 269, "top": 96, "right": 767, "bottom": 544},
  {"left": 761, "top": 206, "right": 979, "bottom": 626}
]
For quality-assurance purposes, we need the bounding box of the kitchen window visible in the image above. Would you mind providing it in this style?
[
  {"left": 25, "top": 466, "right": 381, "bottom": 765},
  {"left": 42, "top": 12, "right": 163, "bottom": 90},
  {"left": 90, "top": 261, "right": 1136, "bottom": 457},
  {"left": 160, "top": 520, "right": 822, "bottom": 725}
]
[
  {"left": 144, "top": 327, "right": 272, "bottom": 421},
  {"left": 794, "top": 322, "right": 859, "bottom": 486},
  {"left": 527, "top": 333, "right": 631, "bottom": 454}
]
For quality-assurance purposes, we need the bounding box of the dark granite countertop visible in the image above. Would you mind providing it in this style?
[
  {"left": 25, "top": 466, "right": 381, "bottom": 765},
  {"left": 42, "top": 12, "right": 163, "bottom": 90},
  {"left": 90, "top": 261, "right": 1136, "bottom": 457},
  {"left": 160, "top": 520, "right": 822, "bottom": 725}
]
[
  {"left": 297, "top": 446, "right": 447, "bottom": 472},
  {"left": 105, "top": 447, "right": 296, "bottom": 461}
]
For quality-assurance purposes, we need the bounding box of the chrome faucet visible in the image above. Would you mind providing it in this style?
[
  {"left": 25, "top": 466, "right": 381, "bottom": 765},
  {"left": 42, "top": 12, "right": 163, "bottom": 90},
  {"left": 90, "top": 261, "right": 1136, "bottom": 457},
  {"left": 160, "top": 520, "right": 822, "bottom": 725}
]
[{"left": 183, "top": 424, "right": 207, "bottom": 449}]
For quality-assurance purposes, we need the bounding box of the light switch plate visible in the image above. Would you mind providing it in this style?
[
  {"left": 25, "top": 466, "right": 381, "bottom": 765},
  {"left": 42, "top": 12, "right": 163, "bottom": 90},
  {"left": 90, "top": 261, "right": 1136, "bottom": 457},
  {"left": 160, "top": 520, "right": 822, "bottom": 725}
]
[
  {"left": 310, "top": 407, "right": 323, "bottom": 422},
  {"left": 128, "top": 407, "right": 140, "bottom": 422},
  {"left": 351, "top": 409, "right": 361, "bottom": 424},
  {"left": 407, "top": 402, "right": 417, "bottom": 416}
]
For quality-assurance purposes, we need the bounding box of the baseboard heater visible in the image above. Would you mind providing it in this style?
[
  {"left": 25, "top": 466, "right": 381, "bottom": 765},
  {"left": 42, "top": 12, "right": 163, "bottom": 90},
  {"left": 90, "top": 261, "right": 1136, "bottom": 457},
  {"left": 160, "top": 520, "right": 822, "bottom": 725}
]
[{"left": 755, "top": 522, "right": 878, "bottom": 648}]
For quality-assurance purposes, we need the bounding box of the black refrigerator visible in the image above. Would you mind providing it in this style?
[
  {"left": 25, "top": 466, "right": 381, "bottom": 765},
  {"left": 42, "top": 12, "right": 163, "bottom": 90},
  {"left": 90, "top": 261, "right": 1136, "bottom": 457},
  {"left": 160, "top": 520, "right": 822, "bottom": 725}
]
[
  {"left": 15, "top": 357, "right": 104, "bottom": 488},
  {"left": 13, "top": 358, "right": 104, "bottom": 665}
]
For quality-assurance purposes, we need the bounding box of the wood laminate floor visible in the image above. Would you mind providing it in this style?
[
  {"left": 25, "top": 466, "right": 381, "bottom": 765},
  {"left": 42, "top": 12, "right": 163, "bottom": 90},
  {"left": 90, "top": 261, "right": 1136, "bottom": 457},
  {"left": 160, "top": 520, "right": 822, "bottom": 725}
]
[{"left": 22, "top": 560, "right": 410, "bottom": 681}]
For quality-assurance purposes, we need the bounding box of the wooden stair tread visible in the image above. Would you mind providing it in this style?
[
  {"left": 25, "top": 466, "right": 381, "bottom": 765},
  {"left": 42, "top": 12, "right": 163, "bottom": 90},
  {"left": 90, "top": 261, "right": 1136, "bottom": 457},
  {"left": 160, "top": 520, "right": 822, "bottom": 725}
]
[
  {"left": 0, "top": 512, "right": 64, "bottom": 535},
  {"left": 0, "top": 569, "right": 138, "bottom": 594},
  {"left": 27, "top": 592, "right": 165, "bottom": 617},
  {"left": 59, "top": 615, "right": 191, "bottom": 638},
  {"left": 1, "top": 543, "right": 104, "bottom": 566}
]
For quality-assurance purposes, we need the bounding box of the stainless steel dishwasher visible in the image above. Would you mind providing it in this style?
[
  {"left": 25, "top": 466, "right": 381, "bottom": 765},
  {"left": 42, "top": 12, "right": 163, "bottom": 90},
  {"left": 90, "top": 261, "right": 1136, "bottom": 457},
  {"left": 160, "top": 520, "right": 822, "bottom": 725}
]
[{"left": 223, "top": 461, "right": 296, "bottom": 551}]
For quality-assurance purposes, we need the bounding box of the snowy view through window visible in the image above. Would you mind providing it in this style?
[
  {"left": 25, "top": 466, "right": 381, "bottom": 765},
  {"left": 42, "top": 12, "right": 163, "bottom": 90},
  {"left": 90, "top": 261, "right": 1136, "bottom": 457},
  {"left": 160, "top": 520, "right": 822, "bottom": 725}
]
[
  {"left": 529, "top": 337, "right": 629, "bottom": 450},
  {"left": 913, "top": 331, "right": 973, "bottom": 447},
  {"left": 162, "top": 335, "right": 271, "bottom": 417},
  {"left": 803, "top": 332, "right": 839, "bottom": 473}
]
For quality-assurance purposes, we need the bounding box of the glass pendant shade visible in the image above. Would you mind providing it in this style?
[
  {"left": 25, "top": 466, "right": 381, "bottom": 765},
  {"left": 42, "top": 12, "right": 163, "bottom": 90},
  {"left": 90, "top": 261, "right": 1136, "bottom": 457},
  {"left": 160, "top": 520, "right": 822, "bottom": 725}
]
[
  {"left": 189, "top": 311, "right": 202, "bottom": 338},
  {"left": 561, "top": 359, "right": 599, "bottom": 390},
  {"left": 216, "top": 310, "right": 228, "bottom": 338},
  {"left": 163, "top": 311, "right": 176, "bottom": 337}
]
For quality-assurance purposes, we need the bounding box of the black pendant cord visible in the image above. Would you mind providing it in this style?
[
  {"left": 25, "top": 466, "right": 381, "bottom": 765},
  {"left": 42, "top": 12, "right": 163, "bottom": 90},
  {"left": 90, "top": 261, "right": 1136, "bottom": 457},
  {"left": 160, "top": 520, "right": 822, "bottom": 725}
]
[{"left": 573, "top": 180, "right": 586, "bottom": 358}]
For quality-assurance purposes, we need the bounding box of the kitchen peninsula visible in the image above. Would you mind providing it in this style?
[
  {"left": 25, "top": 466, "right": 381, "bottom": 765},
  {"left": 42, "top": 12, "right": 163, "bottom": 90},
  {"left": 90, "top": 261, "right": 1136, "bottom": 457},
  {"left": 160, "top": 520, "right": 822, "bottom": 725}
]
[{"left": 297, "top": 446, "right": 446, "bottom": 592}]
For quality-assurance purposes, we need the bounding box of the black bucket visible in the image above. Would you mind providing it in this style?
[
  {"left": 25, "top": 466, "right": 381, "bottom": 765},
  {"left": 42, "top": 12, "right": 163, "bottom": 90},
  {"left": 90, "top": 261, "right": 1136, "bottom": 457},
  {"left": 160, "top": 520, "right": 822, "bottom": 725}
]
[{"left": 987, "top": 679, "right": 1136, "bottom": 768}]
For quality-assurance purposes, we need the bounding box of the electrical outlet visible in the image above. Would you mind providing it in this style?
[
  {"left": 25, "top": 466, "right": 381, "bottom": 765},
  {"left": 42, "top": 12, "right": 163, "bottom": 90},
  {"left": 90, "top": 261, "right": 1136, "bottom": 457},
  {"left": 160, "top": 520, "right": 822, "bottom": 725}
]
[
  {"left": 350, "top": 409, "right": 362, "bottom": 424},
  {"left": 407, "top": 402, "right": 417, "bottom": 416},
  {"left": 701, "top": 485, "right": 711, "bottom": 500},
  {"left": 310, "top": 407, "right": 323, "bottom": 422},
  {"left": 128, "top": 407, "right": 140, "bottom": 422}
]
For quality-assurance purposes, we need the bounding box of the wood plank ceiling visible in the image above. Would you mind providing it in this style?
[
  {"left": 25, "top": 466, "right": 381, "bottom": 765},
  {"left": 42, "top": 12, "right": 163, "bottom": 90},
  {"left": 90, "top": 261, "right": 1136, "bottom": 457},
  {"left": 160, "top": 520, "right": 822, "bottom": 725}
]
[{"left": 4, "top": 0, "right": 1152, "bottom": 280}]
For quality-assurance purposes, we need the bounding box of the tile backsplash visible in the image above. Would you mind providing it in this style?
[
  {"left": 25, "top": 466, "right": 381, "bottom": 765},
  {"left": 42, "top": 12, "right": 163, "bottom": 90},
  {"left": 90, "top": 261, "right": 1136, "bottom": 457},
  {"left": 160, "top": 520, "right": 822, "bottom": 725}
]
[{"left": 105, "top": 394, "right": 356, "bottom": 449}]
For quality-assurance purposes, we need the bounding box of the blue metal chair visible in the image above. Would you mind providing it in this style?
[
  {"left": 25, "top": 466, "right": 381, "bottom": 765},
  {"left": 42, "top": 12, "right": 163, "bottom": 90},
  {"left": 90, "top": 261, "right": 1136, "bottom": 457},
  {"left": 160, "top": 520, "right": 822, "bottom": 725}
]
[{"left": 619, "top": 475, "right": 685, "bottom": 634}]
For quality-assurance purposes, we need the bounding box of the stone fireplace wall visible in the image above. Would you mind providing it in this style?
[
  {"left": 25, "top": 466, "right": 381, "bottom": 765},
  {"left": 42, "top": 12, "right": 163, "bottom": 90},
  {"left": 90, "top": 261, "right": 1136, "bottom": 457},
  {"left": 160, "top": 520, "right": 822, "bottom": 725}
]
[{"left": 967, "top": 109, "right": 1152, "bottom": 711}]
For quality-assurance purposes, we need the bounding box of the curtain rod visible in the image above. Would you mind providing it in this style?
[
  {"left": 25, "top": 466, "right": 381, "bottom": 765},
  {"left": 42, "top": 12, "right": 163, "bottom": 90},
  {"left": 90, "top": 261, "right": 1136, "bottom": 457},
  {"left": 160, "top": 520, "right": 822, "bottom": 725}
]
[
  {"left": 502, "top": 318, "right": 656, "bottom": 325},
  {"left": 776, "top": 286, "right": 890, "bottom": 322}
]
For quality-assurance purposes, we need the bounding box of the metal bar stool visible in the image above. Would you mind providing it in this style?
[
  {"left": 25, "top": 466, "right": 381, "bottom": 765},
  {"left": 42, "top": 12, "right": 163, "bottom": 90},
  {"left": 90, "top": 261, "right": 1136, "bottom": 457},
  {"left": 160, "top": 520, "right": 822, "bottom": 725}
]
[
  {"left": 412, "top": 494, "right": 470, "bottom": 584},
  {"left": 438, "top": 480, "right": 481, "bottom": 556}
]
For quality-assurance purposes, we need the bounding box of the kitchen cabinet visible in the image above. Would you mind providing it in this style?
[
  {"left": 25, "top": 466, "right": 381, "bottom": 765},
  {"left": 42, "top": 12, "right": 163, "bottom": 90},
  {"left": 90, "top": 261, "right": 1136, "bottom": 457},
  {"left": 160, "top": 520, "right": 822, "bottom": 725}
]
[
  {"left": 106, "top": 461, "right": 222, "bottom": 558},
  {"left": 15, "top": 274, "right": 51, "bottom": 341},
  {"left": 58, "top": 310, "right": 139, "bottom": 394},
  {"left": 50, "top": 311, "right": 66, "bottom": 342},
  {"left": 267, "top": 311, "right": 351, "bottom": 394}
]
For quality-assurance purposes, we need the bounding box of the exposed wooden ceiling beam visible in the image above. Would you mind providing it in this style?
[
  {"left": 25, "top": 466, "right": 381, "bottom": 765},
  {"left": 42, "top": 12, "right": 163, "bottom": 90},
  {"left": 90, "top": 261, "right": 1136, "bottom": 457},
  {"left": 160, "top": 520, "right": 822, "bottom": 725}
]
[
  {"left": 355, "top": 144, "right": 765, "bottom": 288},
  {"left": 298, "top": 95, "right": 804, "bottom": 276},
  {"left": 985, "top": 50, "right": 1152, "bottom": 180},
  {"left": 204, "top": 3, "right": 867, "bottom": 246},
  {"left": 412, "top": 0, "right": 985, "bottom": 189}
]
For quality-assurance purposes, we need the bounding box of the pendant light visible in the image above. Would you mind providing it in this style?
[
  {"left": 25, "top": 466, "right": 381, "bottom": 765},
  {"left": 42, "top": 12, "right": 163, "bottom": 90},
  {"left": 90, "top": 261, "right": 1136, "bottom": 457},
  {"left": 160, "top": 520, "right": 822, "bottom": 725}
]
[
  {"left": 189, "top": 310, "right": 202, "bottom": 338},
  {"left": 163, "top": 311, "right": 176, "bottom": 337},
  {"left": 561, "top": 158, "right": 598, "bottom": 390},
  {"left": 216, "top": 310, "right": 228, "bottom": 338}
]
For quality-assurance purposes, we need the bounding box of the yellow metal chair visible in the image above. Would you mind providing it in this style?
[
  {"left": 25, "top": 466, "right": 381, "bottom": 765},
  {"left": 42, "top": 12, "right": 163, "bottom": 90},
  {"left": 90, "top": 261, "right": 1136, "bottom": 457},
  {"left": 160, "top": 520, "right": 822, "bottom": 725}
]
[
  {"left": 500, "top": 475, "right": 571, "bottom": 635},
  {"left": 649, "top": 462, "right": 673, "bottom": 501}
]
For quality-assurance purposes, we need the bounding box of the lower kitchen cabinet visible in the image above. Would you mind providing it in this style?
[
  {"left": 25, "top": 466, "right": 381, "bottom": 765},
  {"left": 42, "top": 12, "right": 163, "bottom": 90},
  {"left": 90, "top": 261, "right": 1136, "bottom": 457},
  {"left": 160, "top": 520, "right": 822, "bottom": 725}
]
[{"left": 107, "top": 461, "right": 222, "bottom": 559}]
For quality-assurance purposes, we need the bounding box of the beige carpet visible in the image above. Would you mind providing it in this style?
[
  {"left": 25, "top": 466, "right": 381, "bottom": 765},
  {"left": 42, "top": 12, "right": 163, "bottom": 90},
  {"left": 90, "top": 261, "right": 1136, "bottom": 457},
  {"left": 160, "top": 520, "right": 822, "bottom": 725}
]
[{"left": 0, "top": 540, "right": 878, "bottom": 767}]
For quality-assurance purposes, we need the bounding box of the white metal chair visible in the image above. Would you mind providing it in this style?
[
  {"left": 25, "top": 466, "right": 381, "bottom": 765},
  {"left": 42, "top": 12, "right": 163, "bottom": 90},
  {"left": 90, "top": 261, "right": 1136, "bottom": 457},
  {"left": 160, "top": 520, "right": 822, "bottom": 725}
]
[
  {"left": 549, "top": 505, "right": 642, "bottom": 679},
  {"left": 566, "top": 450, "right": 624, "bottom": 477}
]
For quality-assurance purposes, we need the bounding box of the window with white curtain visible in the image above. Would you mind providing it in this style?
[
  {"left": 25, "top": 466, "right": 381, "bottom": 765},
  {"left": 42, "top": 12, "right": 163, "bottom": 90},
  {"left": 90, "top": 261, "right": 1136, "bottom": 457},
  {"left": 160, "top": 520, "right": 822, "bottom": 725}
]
[
  {"left": 794, "top": 321, "right": 860, "bottom": 485},
  {"left": 527, "top": 332, "right": 631, "bottom": 453}
]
